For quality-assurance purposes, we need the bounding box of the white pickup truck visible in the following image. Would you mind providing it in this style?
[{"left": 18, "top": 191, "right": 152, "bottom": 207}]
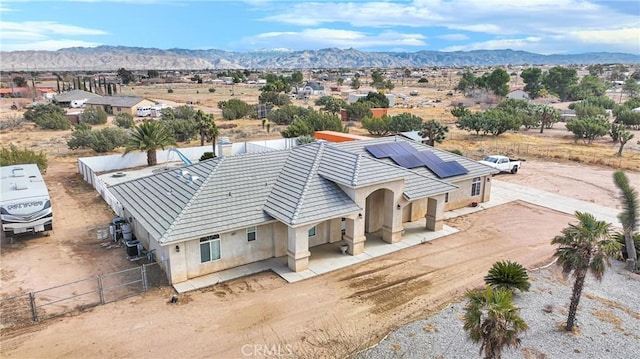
[{"left": 479, "top": 155, "right": 524, "bottom": 174}]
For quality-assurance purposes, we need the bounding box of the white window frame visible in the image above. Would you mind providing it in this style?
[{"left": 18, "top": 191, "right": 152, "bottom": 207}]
[
  {"left": 471, "top": 177, "right": 481, "bottom": 196},
  {"left": 200, "top": 234, "right": 221, "bottom": 263},
  {"left": 308, "top": 226, "right": 317, "bottom": 237},
  {"left": 247, "top": 226, "right": 256, "bottom": 242}
]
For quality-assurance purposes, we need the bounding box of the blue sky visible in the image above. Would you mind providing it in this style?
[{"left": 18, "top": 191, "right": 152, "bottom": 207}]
[{"left": 1, "top": 0, "right": 639, "bottom": 54}]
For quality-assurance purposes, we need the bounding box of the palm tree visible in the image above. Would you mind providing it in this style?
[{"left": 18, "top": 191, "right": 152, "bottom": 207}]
[
  {"left": 484, "top": 260, "right": 531, "bottom": 293},
  {"left": 613, "top": 170, "right": 639, "bottom": 269},
  {"left": 552, "top": 211, "right": 621, "bottom": 331},
  {"left": 463, "top": 286, "right": 528, "bottom": 359},
  {"left": 124, "top": 120, "right": 176, "bottom": 166}
]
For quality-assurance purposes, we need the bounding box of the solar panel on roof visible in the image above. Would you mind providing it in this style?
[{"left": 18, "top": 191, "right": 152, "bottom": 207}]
[
  {"left": 366, "top": 141, "right": 469, "bottom": 177},
  {"left": 365, "top": 144, "right": 387, "bottom": 158}
]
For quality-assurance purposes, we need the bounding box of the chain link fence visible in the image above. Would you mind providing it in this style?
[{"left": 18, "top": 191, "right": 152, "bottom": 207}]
[{"left": 0, "top": 261, "right": 168, "bottom": 327}]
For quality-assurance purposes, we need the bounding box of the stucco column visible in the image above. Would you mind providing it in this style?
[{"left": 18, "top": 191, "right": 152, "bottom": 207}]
[
  {"left": 382, "top": 190, "right": 403, "bottom": 243},
  {"left": 287, "top": 226, "right": 311, "bottom": 272},
  {"left": 328, "top": 218, "right": 343, "bottom": 243},
  {"left": 426, "top": 194, "right": 446, "bottom": 231},
  {"left": 482, "top": 176, "right": 492, "bottom": 203},
  {"left": 343, "top": 216, "right": 366, "bottom": 255}
]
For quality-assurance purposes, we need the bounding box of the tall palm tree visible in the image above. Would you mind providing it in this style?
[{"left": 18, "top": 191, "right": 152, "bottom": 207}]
[
  {"left": 613, "top": 170, "right": 639, "bottom": 269},
  {"left": 552, "top": 211, "right": 621, "bottom": 331},
  {"left": 463, "top": 286, "right": 528, "bottom": 359},
  {"left": 124, "top": 120, "right": 176, "bottom": 166}
]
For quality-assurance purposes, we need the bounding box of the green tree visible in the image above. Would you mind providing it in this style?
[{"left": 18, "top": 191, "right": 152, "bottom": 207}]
[
  {"left": 565, "top": 116, "right": 609, "bottom": 144},
  {"left": 484, "top": 261, "right": 531, "bottom": 293},
  {"left": 23, "top": 104, "right": 70, "bottom": 130},
  {"left": 570, "top": 75, "right": 608, "bottom": 100},
  {"left": 574, "top": 102, "right": 607, "bottom": 119},
  {"left": 623, "top": 78, "right": 639, "bottom": 99},
  {"left": 533, "top": 104, "right": 560, "bottom": 133},
  {"left": 116, "top": 68, "right": 136, "bottom": 85},
  {"left": 268, "top": 105, "right": 313, "bottom": 125},
  {"left": 450, "top": 105, "right": 471, "bottom": 120},
  {"left": 13, "top": 76, "right": 28, "bottom": 88},
  {"left": 124, "top": 120, "right": 176, "bottom": 166},
  {"left": 259, "top": 91, "right": 291, "bottom": 106},
  {"left": 357, "top": 92, "right": 389, "bottom": 108},
  {"left": 552, "top": 211, "right": 621, "bottom": 331},
  {"left": 419, "top": 120, "right": 448, "bottom": 147},
  {"left": 361, "top": 115, "right": 392, "bottom": 136},
  {"left": 80, "top": 107, "right": 108, "bottom": 125},
  {"left": 147, "top": 70, "right": 160, "bottom": 78},
  {"left": 370, "top": 69, "right": 385, "bottom": 88},
  {"left": 520, "top": 67, "right": 543, "bottom": 99},
  {"left": 315, "top": 96, "right": 347, "bottom": 114},
  {"left": 613, "top": 171, "right": 639, "bottom": 269},
  {"left": 0, "top": 144, "right": 47, "bottom": 172},
  {"left": 543, "top": 66, "right": 578, "bottom": 101},
  {"left": 463, "top": 286, "right": 528, "bottom": 359},
  {"left": 486, "top": 68, "right": 511, "bottom": 97},
  {"left": 114, "top": 113, "right": 135, "bottom": 129},
  {"left": 290, "top": 71, "right": 303, "bottom": 86},
  {"left": 350, "top": 78, "right": 361, "bottom": 90},
  {"left": 388, "top": 112, "right": 423, "bottom": 133},
  {"left": 195, "top": 110, "right": 218, "bottom": 154},
  {"left": 616, "top": 129, "right": 634, "bottom": 157},
  {"left": 280, "top": 110, "right": 345, "bottom": 138},
  {"left": 344, "top": 102, "right": 372, "bottom": 122},
  {"left": 219, "top": 99, "right": 251, "bottom": 120},
  {"left": 417, "top": 77, "right": 428, "bottom": 84},
  {"left": 456, "top": 71, "right": 477, "bottom": 94}
]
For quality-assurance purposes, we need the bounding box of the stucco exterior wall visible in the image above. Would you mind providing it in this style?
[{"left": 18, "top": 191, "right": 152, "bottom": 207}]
[{"left": 444, "top": 175, "right": 491, "bottom": 211}]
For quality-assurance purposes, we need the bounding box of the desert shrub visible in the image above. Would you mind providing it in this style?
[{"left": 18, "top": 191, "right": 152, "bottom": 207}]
[
  {"left": 167, "top": 88, "right": 174, "bottom": 93},
  {"left": 200, "top": 152, "right": 215, "bottom": 161},
  {"left": 208, "top": 88, "right": 216, "bottom": 93},
  {"left": 344, "top": 102, "right": 372, "bottom": 122},
  {"left": 484, "top": 260, "right": 531, "bottom": 293},
  {"left": 296, "top": 135, "right": 316, "bottom": 145},
  {"left": 268, "top": 105, "right": 312, "bottom": 125},
  {"left": 114, "top": 113, "right": 135, "bottom": 128},
  {"left": 0, "top": 114, "right": 27, "bottom": 130},
  {"left": 23, "top": 104, "right": 70, "bottom": 130},
  {"left": 566, "top": 116, "right": 609, "bottom": 144},
  {"left": 217, "top": 123, "right": 237, "bottom": 130},
  {"left": 0, "top": 144, "right": 47, "bottom": 172},
  {"left": 356, "top": 92, "right": 389, "bottom": 108},
  {"left": 67, "top": 126, "right": 128, "bottom": 152},
  {"left": 219, "top": 99, "right": 250, "bottom": 120},
  {"left": 362, "top": 115, "right": 392, "bottom": 136},
  {"left": 389, "top": 112, "right": 423, "bottom": 133},
  {"left": 259, "top": 91, "right": 291, "bottom": 106},
  {"left": 418, "top": 77, "right": 428, "bottom": 83},
  {"left": 80, "top": 107, "right": 108, "bottom": 125}
]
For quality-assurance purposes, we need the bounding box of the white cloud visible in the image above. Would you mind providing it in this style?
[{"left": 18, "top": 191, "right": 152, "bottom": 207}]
[
  {"left": 245, "top": 28, "right": 427, "bottom": 50},
  {"left": 261, "top": 0, "right": 640, "bottom": 53},
  {"left": 0, "top": 21, "right": 107, "bottom": 51},
  {"left": 1, "top": 39, "right": 102, "bottom": 52},
  {"left": 437, "top": 34, "right": 469, "bottom": 41}
]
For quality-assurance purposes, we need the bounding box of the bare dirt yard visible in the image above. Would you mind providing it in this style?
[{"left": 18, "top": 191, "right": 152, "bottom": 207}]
[{"left": 1, "top": 157, "right": 637, "bottom": 358}]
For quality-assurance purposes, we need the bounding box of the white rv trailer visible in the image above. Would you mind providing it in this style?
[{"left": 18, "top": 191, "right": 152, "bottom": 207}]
[{"left": 1, "top": 164, "right": 53, "bottom": 235}]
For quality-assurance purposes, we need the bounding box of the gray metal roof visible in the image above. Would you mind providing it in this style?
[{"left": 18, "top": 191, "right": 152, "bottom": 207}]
[
  {"left": 110, "top": 137, "right": 485, "bottom": 245},
  {"left": 85, "top": 96, "right": 146, "bottom": 107},
  {"left": 53, "top": 90, "right": 102, "bottom": 102}
]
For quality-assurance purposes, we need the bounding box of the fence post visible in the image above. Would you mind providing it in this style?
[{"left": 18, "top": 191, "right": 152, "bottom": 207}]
[
  {"left": 97, "top": 275, "right": 105, "bottom": 305},
  {"left": 141, "top": 265, "right": 148, "bottom": 292},
  {"left": 29, "top": 292, "right": 38, "bottom": 322}
]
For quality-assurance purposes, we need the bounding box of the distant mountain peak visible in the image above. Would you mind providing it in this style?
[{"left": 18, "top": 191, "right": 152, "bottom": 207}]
[{"left": 2, "top": 46, "right": 637, "bottom": 71}]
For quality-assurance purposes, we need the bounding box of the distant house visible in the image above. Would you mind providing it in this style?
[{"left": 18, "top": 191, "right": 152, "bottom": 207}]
[
  {"left": 300, "top": 81, "right": 325, "bottom": 96},
  {"left": 84, "top": 96, "right": 155, "bottom": 116},
  {"left": 506, "top": 89, "right": 530, "bottom": 101},
  {"left": 53, "top": 90, "right": 102, "bottom": 108},
  {"left": 0, "top": 87, "right": 56, "bottom": 100}
]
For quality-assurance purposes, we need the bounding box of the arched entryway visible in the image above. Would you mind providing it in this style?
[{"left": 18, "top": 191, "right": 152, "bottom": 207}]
[{"left": 364, "top": 188, "right": 402, "bottom": 244}]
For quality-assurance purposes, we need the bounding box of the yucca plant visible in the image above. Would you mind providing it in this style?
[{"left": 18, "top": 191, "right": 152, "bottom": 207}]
[
  {"left": 484, "top": 260, "right": 531, "bottom": 293},
  {"left": 614, "top": 232, "right": 640, "bottom": 261}
]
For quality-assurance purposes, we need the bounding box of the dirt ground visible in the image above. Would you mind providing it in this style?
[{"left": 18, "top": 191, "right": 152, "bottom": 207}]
[{"left": 1, "top": 158, "right": 637, "bottom": 358}]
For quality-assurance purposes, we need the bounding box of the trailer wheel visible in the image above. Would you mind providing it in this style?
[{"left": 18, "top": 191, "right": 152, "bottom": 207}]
[{"left": 511, "top": 166, "right": 518, "bottom": 174}]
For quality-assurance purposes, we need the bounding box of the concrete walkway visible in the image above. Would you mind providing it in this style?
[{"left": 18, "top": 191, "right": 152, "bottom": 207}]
[{"left": 173, "top": 180, "right": 621, "bottom": 293}]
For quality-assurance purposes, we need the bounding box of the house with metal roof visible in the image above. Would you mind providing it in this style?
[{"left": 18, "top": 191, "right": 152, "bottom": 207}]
[
  {"left": 84, "top": 96, "right": 155, "bottom": 116},
  {"left": 53, "top": 90, "right": 102, "bottom": 108},
  {"left": 109, "top": 138, "right": 496, "bottom": 284}
]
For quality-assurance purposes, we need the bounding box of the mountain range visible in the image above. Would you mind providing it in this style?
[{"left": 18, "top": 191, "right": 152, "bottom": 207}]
[{"left": 1, "top": 46, "right": 638, "bottom": 71}]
